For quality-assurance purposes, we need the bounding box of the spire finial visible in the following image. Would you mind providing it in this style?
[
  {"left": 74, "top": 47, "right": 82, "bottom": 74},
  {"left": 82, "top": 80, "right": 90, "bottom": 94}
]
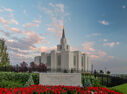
[{"left": 62, "top": 25, "right": 65, "bottom": 38}]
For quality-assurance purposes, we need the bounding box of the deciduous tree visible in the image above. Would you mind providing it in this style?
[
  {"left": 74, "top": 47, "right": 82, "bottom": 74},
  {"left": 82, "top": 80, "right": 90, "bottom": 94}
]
[{"left": 0, "top": 39, "right": 10, "bottom": 67}]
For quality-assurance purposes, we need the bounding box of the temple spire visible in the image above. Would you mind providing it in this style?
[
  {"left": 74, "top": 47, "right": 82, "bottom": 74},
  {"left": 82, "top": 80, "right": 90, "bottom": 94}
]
[{"left": 62, "top": 26, "right": 65, "bottom": 38}]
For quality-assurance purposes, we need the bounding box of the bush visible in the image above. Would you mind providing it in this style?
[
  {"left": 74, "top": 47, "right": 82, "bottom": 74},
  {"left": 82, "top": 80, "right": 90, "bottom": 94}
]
[
  {"left": 32, "top": 73, "right": 39, "bottom": 84},
  {"left": 0, "top": 80, "right": 23, "bottom": 88},
  {"left": 0, "top": 72, "right": 39, "bottom": 86},
  {"left": 91, "top": 77, "right": 101, "bottom": 87},
  {"left": 82, "top": 73, "right": 101, "bottom": 87}
]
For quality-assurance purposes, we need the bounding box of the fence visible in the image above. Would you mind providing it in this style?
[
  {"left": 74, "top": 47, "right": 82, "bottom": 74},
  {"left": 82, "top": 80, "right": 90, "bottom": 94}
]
[{"left": 93, "top": 72, "right": 127, "bottom": 87}]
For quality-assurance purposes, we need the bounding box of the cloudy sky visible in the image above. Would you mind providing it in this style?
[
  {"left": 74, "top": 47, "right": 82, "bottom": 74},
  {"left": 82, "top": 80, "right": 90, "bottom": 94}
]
[{"left": 0, "top": 0, "right": 127, "bottom": 74}]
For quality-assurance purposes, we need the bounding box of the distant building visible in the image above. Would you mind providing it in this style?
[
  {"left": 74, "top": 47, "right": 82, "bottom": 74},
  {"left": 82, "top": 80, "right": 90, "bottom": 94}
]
[{"left": 34, "top": 27, "right": 91, "bottom": 72}]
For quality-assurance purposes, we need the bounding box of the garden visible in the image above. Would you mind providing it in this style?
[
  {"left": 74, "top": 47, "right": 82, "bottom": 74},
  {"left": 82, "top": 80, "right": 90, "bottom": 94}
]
[
  {"left": 0, "top": 85, "right": 123, "bottom": 94},
  {"left": 0, "top": 72, "right": 125, "bottom": 94}
]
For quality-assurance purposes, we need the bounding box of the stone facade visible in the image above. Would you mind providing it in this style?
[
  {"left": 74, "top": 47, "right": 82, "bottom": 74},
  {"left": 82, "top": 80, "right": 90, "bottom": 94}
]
[{"left": 34, "top": 27, "right": 91, "bottom": 72}]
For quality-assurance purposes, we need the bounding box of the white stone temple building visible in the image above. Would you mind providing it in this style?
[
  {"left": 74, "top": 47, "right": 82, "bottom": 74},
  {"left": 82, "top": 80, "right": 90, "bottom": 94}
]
[{"left": 34, "top": 27, "right": 91, "bottom": 72}]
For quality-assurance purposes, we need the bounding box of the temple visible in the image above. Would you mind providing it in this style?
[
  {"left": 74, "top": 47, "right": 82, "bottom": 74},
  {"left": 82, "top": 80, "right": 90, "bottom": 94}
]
[{"left": 34, "top": 27, "right": 91, "bottom": 72}]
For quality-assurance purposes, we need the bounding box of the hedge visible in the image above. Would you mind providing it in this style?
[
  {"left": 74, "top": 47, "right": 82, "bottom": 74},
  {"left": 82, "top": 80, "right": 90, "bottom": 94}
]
[{"left": 0, "top": 72, "right": 39, "bottom": 88}]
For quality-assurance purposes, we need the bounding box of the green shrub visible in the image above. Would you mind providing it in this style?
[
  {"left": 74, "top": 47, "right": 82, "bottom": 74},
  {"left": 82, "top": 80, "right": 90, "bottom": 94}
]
[
  {"left": 0, "top": 72, "right": 39, "bottom": 86},
  {"left": 83, "top": 79, "right": 92, "bottom": 87},
  {"left": 32, "top": 73, "right": 39, "bottom": 84},
  {"left": 25, "top": 75, "right": 34, "bottom": 87},
  {"left": 82, "top": 74, "right": 101, "bottom": 87},
  {"left": 91, "top": 77, "right": 101, "bottom": 87},
  {"left": 0, "top": 80, "right": 23, "bottom": 88}
]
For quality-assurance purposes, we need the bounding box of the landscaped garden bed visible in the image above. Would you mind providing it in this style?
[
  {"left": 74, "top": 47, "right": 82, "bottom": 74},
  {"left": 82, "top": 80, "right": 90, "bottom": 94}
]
[
  {"left": 0, "top": 72, "right": 39, "bottom": 88},
  {"left": 0, "top": 72, "right": 125, "bottom": 93},
  {"left": 0, "top": 85, "right": 123, "bottom": 94}
]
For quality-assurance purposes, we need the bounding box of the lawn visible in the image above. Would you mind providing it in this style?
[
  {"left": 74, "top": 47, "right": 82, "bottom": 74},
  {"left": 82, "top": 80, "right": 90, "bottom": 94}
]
[{"left": 110, "top": 83, "right": 127, "bottom": 94}]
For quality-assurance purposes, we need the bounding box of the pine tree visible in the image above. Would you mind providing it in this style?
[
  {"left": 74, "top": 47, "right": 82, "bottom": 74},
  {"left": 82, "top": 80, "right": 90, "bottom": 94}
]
[{"left": 0, "top": 39, "right": 10, "bottom": 67}]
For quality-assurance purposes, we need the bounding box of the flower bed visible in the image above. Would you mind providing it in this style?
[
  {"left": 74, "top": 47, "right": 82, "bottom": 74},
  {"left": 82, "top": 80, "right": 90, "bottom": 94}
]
[{"left": 0, "top": 85, "right": 123, "bottom": 94}]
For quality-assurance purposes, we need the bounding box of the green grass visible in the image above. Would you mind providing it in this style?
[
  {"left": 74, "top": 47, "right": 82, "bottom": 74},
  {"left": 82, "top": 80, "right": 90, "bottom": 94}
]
[{"left": 110, "top": 83, "right": 127, "bottom": 94}]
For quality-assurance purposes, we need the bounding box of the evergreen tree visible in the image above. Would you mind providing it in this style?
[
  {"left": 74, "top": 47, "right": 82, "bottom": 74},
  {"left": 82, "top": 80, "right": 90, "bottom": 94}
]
[{"left": 0, "top": 39, "right": 10, "bottom": 66}]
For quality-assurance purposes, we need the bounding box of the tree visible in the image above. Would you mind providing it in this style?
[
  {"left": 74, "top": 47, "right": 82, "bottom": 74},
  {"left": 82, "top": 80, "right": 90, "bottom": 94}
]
[
  {"left": 100, "top": 70, "right": 104, "bottom": 74},
  {"left": 107, "top": 71, "right": 110, "bottom": 75},
  {"left": 15, "top": 64, "right": 19, "bottom": 72},
  {"left": 0, "top": 39, "right": 10, "bottom": 67},
  {"left": 100, "top": 70, "right": 104, "bottom": 85},
  {"left": 94, "top": 70, "right": 97, "bottom": 78},
  {"left": 30, "top": 62, "right": 37, "bottom": 71},
  {"left": 106, "top": 70, "right": 111, "bottom": 86},
  {"left": 20, "top": 61, "right": 28, "bottom": 72},
  {"left": 37, "top": 63, "right": 47, "bottom": 72}
]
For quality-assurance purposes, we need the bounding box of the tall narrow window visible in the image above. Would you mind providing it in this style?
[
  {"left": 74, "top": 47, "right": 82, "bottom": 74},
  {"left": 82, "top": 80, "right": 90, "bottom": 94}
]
[
  {"left": 39, "top": 58, "right": 41, "bottom": 64},
  {"left": 60, "top": 46, "right": 62, "bottom": 50},
  {"left": 82, "top": 56, "right": 83, "bottom": 66},
  {"left": 47, "top": 56, "right": 51, "bottom": 66},
  {"left": 57, "top": 55, "right": 61, "bottom": 66},
  {"left": 74, "top": 56, "right": 76, "bottom": 66}
]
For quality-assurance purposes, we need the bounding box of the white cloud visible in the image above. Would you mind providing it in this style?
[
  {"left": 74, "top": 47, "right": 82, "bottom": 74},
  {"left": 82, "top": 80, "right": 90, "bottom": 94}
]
[
  {"left": 86, "top": 33, "right": 101, "bottom": 38},
  {"left": 30, "top": 46, "right": 56, "bottom": 52},
  {"left": 33, "top": 19, "right": 41, "bottom": 24},
  {"left": 41, "top": 2, "right": 70, "bottom": 37},
  {"left": 23, "top": 30, "right": 45, "bottom": 44},
  {"left": 104, "top": 42, "right": 115, "bottom": 47},
  {"left": 116, "top": 41, "right": 120, "bottom": 45},
  {"left": 23, "top": 23, "right": 39, "bottom": 28},
  {"left": 5, "top": 28, "right": 48, "bottom": 64},
  {"left": 82, "top": 42, "right": 96, "bottom": 52},
  {"left": 104, "top": 41, "right": 120, "bottom": 47},
  {"left": 90, "top": 55, "right": 99, "bottom": 59},
  {"left": 0, "top": 17, "right": 18, "bottom": 25},
  {"left": 4, "top": 8, "right": 13, "bottom": 12},
  {"left": 56, "top": 4, "right": 64, "bottom": 13},
  {"left": 0, "top": 17, "right": 8, "bottom": 24},
  {"left": 98, "top": 50, "right": 107, "bottom": 56},
  {"left": 10, "top": 19, "right": 18, "bottom": 25},
  {"left": 99, "top": 20, "right": 109, "bottom": 25},
  {"left": 7, "top": 39, "right": 14, "bottom": 43},
  {"left": 0, "top": 7, "right": 47, "bottom": 64},
  {"left": 4, "top": 25, "right": 20, "bottom": 33},
  {"left": 122, "top": 5, "right": 126, "bottom": 9},
  {"left": 23, "top": 19, "right": 41, "bottom": 28},
  {"left": 82, "top": 41, "right": 114, "bottom": 61},
  {"left": 108, "top": 56, "right": 114, "bottom": 59},
  {"left": 24, "top": 9, "right": 27, "bottom": 14},
  {"left": 104, "top": 39, "right": 108, "bottom": 42},
  {"left": 0, "top": 9, "right": 3, "bottom": 12},
  {"left": 10, "top": 27, "right": 20, "bottom": 32}
]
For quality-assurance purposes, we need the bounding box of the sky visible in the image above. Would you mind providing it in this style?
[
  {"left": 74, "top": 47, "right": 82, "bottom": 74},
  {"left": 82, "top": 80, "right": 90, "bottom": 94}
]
[{"left": 0, "top": 0, "right": 127, "bottom": 74}]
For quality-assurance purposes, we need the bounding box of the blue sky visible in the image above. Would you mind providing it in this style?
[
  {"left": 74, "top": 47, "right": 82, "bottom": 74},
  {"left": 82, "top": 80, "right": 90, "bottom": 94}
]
[{"left": 0, "top": 0, "right": 127, "bottom": 74}]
